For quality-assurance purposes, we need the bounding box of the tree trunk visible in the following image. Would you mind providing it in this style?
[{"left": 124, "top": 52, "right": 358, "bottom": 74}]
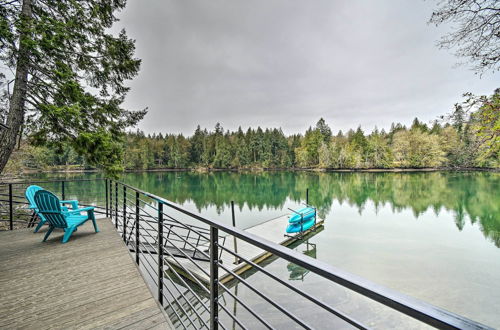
[{"left": 0, "top": 0, "right": 32, "bottom": 174}]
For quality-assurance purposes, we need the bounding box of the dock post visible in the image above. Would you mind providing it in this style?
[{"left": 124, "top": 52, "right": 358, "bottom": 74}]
[
  {"left": 157, "top": 202, "right": 164, "bottom": 306},
  {"left": 135, "top": 191, "right": 140, "bottom": 265},
  {"left": 8, "top": 183, "right": 13, "bottom": 230},
  {"left": 306, "top": 188, "right": 309, "bottom": 205},
  {"left": 210, "top": 225, "right": 219, "bottom": 329},
  {"left": 231, "top": 201, "right": 238, "bottom": 264},
  {"left": 123, "top": 186, "right": 127, "bottom": 241},
  {"left": 105, "top": 179, "right": 109, "bottom": 217}
]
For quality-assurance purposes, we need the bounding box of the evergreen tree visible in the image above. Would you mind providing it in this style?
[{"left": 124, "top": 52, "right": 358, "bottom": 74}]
[
  {"left": 0, "top": 0, "right": 146, "bottom": 175},
  {"left": 315, "top": 118, "right": 332, "bottom": 142},
  {"left": 213, "top": 131, "right": 232, "bottom": 168},
  {"left": 430, "top": 121, "right": 443, "bottom": 134},
  {"left": 411, "top": 118, "right": 429, "bottom": 132},
  {"left": 288, "top": 134, "right": 301, "bottom": 167},
  {"left": 189, "top": 125, "right": 206, "bottom": 164},
  {"left": 4, "top": 89, "right": 498, "bottom": 172},
  {"left": 298, "top": 127, "right": 323, "bottom": 167}
]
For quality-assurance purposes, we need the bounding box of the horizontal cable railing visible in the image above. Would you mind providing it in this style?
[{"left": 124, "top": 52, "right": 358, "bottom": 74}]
[
  {"left": 0, "top": 178, "right": 108, "bottom": 230},
  {"left": 0, "top": 178, "right": 493, "bottom": 329}
]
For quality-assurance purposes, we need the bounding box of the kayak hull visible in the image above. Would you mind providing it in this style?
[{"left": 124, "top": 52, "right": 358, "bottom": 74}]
[
  {"left": 286, "top": 217, "right": 316, "bottom": 233},
  {"left": 288, "top": 207, "right": 316, "bottom": 224}
]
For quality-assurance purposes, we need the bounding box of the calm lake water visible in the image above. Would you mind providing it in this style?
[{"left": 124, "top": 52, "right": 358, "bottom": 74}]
[{"left": 24, "top": 171, "right": 500, "bottom": 328}]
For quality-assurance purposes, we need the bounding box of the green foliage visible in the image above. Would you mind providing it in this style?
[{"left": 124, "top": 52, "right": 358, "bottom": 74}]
[
  {"left": 365, "top": 132, "right": 392, "bottom": 168},
  {"left": 0, "top": 0, "right": 145, "bottom": 177},
  {"left": 315, "top": 118, "right": 332, "bottom": 142},
  {"left": 473, "top": 89, "right": 500, "bottom": 167},
  {"left": 296, "top": 127, "right": 323, "bottom": 167},
  {"left": 392, "top": 129, "right": 445, "bottom": 168},
  {"left": 6, "top": 91, "right": 499, "bottom": 172}
]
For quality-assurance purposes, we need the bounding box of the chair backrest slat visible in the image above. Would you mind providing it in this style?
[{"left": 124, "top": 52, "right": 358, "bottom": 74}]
[
  {"left": 34, "top": 190, "right": 68, "bottom": 228},
  {"left": 25, "top": 185, "right": 43, "bottom": 209}
]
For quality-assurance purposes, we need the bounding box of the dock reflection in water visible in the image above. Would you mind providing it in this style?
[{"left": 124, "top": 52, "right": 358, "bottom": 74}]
[{"left": 287, "top": 241, "right": 317, "bottom": 281}]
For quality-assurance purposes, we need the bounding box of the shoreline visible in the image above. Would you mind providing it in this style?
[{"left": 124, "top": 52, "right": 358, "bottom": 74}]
[{"left": 2, "top": 166, "right": 498, "bottom": 179}]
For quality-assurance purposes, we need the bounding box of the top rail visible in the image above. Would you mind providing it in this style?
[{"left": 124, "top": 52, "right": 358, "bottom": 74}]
[{"left": 0, "top": 178, "right": 106, "bottom": 185}]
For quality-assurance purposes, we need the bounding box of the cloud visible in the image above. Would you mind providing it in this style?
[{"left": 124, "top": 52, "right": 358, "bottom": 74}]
[{"left": 115, "top": 0, "right": 498, "bottom": 135}]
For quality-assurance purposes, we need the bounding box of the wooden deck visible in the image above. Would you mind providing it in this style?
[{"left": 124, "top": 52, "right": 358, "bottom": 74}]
[
  {"left": 0, "top": 218, "right": 173, "bottom": 330},
  {"left": 165, "top": 215, "right": 324, "bottom": 285}
]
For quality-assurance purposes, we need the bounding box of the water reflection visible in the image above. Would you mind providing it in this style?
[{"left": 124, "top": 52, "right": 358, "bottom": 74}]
[
  {"left": 161, "top": 237, "right": 328, "bottom": 329},
  {"left": 287, "top": 241, "right": 317, "bottom": 281},
  {"left": 119, "top": 171, "right": 499, "bottom": 247},
  {"left": 24, "top": 171, "right": 500, "bottom": 247},
  {"left": 23, "top": 171, "right": 500, "bottom": 327}
]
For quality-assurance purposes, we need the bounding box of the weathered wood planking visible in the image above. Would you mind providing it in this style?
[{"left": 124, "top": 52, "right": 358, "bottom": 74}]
[
  {"left": 164, "top": 215, "right": 324, "bottom": 285},
  {"left": 0, "top": 218, "right": 173, "bottom": 330}
]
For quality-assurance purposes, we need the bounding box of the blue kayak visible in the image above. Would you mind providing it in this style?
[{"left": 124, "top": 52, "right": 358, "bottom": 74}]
[
  {"left": 288, "top": 207, "right": 316, "bottom": 224},
  {"left": 286, "top": 217, "right": 315, "bottom": 233}
]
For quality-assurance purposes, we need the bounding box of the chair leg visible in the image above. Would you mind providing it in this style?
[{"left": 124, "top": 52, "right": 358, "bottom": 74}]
[
  {"left": 43, "top": 226, "right": 54, "bottom": 242},
  {"left": 34, "top": 218, "right": 46, "bottom": 233},
  {"left": 28, "top": 212, "right": 36, "bottom": 228},
  {"left": 89, "top": 210, "right": 99, "bottom": 233},
  {"left": 62, "top": 227, "right": 76, "bottom": 243}
]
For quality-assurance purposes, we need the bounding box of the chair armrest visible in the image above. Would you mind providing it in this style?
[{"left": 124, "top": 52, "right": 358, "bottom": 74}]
[
  {"left": 66, "top": 206, "right": 95, "bottom": 214},
  {"left": 60, "top": 200, "right": 79, "bottom": 210}
]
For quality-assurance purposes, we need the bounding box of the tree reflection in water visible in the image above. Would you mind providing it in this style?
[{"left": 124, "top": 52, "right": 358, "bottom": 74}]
[
  {"left": 120, "top": 171, "right": 499, "bottom": 247},
  {"left": 29, "top": 171, "right": 500, "bottom": 247}
]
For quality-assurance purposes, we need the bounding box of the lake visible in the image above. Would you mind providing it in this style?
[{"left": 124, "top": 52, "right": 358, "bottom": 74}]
[{"left": 23, "top": 170, "right": 500, "bottom": 328}]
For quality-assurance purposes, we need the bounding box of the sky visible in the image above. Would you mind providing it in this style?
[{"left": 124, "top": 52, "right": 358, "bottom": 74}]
[{"left": 115, "top": 0, "right": 499, "bottom": 136}]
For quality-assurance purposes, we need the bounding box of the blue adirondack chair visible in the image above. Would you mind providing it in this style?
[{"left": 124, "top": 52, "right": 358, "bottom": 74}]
[
  {"left": 25, "top": 185, "right": 80, "bottom": 233},
  {"left": 33, "top": 189, "right": 99, "bottom": 243}
]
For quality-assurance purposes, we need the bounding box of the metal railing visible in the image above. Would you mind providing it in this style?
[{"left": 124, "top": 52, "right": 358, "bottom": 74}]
[
  {"left": 0, "top": 178, "right": 493, "bottom": 329},
  {"left": 0, "top": 178, "right": 108, "bottom": 230}
]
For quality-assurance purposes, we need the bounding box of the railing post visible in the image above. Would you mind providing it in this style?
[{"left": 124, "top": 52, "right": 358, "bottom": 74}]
[
  {"left": 158, "top": 202, "right": 164, "bottom": 306},
  {"left": 61, "top": 181, "right": 65, "bottom": 200},
  {"left": 8, "top": 183, "right": 13, "bottom": 230},
  {"left": 115, "top": 182, "right": 118, "bottom": 229},
  {"left": 105, "top": 179, "right": 109, "bottom": 217},
  {"left": 231, "top": 201, "right": 238, "bottom": 264},
  {"left": 123, "top": 185, "right": 127, "bottom": 241},
  {"left": 135, "top": 191, "right": 140, "bottom": 265},
  {"left": 109, "top": 180, "right": 112, "bottom": 220},
  {"left": 210, "top": 225, "right": 219, "bottom": 329}
]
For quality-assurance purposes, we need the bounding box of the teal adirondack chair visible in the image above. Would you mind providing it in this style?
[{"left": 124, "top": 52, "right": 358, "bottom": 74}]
[
  {"left": 33, "top": 190, "right": 99, "bottom": 243},
  {"left": 25, "top": 185, "right": 80, "bottom": 233}
]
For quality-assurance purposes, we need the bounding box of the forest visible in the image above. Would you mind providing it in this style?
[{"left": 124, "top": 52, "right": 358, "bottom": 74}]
[{"left": 5, "top": 90, "right": 499, "bottom": 173}]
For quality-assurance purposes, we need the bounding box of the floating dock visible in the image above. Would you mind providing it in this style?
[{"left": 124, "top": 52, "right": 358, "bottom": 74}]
[{"left": 165, "top": 215, "right": 324, "bottom": 285}]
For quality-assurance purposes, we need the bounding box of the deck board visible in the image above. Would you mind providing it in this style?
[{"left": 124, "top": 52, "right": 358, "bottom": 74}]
[{"left": 0, "top": 219, "right": 173, "bottom": 329}]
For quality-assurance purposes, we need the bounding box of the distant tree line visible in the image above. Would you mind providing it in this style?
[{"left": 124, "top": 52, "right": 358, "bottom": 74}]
[{"left": 5, "top": 90, "right": 499, "bottom": 172}]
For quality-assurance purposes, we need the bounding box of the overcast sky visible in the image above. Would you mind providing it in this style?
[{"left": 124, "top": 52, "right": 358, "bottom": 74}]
[{"left": 115, "top": 0, "right": 498, "bottom": 136}]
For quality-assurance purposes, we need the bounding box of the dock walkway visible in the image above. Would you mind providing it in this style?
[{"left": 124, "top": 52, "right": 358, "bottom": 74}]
[{"left": 0, "top": 219, "right": 172, "bottom": 330}]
